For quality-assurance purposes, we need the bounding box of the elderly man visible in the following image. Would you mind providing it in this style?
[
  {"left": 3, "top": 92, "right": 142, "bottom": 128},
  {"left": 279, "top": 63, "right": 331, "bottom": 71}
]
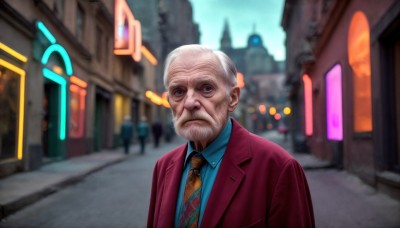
[{"left": 147, "top": 45, "right": 314, "bottom": 228}]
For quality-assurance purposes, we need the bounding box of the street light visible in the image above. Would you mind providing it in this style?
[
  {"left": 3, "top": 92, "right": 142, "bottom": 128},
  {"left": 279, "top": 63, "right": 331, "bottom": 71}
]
[
  {"left": 269, "top": 107, "right": 276, "bottom": 115},
  {"left": 283, "top": 106, "right": 291, "bottom": 115}
]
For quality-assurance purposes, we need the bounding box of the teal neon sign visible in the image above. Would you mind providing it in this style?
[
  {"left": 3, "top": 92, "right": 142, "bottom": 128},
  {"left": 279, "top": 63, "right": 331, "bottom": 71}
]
[
  {"left": 37, "top": 21, "right": 73, "bottom": 140},
  {"left": 41, "top": 44, "right": 73, "bottom": 76},
  {"left": 37, "top": 21, "right": 57, "bottom": 44}
]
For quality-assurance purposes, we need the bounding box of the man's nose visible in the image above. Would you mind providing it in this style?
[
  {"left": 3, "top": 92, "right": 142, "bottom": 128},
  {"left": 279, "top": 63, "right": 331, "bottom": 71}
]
[{"left": 183, "top": 90, "right": 200, "bottom": 111}]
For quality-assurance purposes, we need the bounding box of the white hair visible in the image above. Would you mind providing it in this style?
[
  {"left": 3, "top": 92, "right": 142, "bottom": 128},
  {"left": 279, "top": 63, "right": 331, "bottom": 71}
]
[{"left": 163, "top": 44, "right": 237, "bottom": 89}]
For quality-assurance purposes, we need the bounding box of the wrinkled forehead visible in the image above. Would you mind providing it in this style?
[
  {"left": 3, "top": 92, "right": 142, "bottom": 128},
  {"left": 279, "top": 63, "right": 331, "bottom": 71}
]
[{"left": 167, "top": 52, "right": 224, "bottom": 80}]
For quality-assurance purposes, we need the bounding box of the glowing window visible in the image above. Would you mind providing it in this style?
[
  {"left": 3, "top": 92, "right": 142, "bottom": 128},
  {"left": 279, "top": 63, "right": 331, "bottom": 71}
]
[
  {"left": 326, "top": 64, "right": 343, "bottom": 140},
  {"left": 114, "top": 94, "right": 131, "bottom": 134},
  {"left": 69, "top": 77, "right": 87, "bottom": 138},
  {"left": 303, "top": 74, "right": 313, "bottom": 136},
  {"left": 0, "top": 59, "right": 26, "bottom": 160},
  {"left": 348, "top": 11, "right": 372, "bottom": 132}
]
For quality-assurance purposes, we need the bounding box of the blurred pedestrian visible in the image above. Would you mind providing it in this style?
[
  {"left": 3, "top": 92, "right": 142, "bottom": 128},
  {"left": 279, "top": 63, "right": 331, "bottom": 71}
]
[
  {"left": 136, "top": 116, "right": 149, "bottom": 154},
  {"left": 120, "top": 115, "right": 133, "bottom": 154},
  {"left": 152, "top": 121, "right": 163, "bottom": 148},
  {"left": 148, "top": 45, "right": 314, "bottom": 227},
  {"left": 164, "top": 121, "right": 174, "bottom": 142}
]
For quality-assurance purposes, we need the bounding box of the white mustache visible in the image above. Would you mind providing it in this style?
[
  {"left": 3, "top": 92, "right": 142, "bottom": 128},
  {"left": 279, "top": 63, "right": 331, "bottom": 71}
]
[{"left": 174, "top": 111, "right": 213, "bottom": 126}]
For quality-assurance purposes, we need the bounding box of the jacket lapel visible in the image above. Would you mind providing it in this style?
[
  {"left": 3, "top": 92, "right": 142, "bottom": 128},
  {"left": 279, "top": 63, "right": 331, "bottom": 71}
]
[
  {"left": 201, "top": 119, "right": 252, "bottom": 227},
  {"left": 158, "top": 145, "right": 187, "bottom": 226}
]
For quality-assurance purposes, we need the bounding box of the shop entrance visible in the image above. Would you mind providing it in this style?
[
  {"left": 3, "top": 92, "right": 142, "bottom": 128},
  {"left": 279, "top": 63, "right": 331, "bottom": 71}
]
[
  {"left": 93, "top": 88, "right": 111, "bottom": 152},
  {"left": 42, "top": 81, "right": 62, "bottom": 160}
]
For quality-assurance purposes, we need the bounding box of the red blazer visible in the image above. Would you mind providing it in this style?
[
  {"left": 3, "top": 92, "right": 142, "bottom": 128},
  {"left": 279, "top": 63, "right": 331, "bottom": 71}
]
[{"left": 147, "top": 119, "right": 315, "bottom": 228}]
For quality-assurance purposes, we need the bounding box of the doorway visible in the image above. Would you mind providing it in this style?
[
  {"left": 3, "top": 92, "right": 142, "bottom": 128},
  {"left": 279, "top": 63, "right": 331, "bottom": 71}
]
[{"left": 42, "top": 81, "right": 62, "bottom": 161}]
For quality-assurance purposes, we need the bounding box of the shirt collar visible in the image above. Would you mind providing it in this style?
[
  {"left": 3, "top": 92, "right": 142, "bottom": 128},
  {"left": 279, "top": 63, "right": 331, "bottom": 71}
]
[{"left": 185, "top": 118, "right": 232, "bottom": 168}]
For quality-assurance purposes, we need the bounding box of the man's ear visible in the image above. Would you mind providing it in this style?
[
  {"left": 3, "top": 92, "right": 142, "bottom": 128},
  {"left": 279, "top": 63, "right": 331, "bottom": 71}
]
[{"left": 228, "top": 86, "right": 240, "bottom": 112}]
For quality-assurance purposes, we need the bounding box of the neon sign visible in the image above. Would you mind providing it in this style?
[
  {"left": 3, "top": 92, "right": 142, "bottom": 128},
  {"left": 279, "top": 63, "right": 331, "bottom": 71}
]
[
  {"left": 141, "top": 46, "right": 157, "bottom": 65},
  {"left": 146, "top": 90, "right": 170, "bottom": 108},
  {"left": 38, "top": 21, "right": 73, "bottom": 140},
  {"left": 326, "top": 64, "right": 343, "bottom": 141},
  {"left": 303, "top": 74, "right": 313, "bottom": 136},
  {"left": 0, "top": 42, "right": 27, "bottom": 160},
  {"left": 114, "top": 0, "right": 142, "bottom": 62},
  {"left": 237, "top": 72, "right": 245, "bottom": 88}
]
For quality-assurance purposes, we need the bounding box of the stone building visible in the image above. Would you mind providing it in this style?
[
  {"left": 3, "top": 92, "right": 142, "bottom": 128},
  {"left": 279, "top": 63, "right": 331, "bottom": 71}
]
[
  {"left": 0, "top": 0, "right": 199, "bottom": 177},
  {"left": 282, "top": 0, "right": 400, "bottom": 199},
  {"left": 220, "top": 20, "right": 287, "bottom": 131}
]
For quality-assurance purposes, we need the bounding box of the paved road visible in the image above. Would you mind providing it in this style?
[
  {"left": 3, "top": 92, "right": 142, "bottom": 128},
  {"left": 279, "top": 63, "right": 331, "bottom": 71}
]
[
  {"left": 0, "top": 137, "right": 185, "bottom": 228},
  {"left": 264, "top": 131, "right": 400, "bottom": 228},
  {"left": 1, "top": 131, "right": 399, "bottom": 228}
]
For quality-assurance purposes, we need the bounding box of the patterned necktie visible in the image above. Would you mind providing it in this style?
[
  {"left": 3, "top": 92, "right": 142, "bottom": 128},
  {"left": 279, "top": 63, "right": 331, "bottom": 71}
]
[{"left": 178, "top": 153, "right": 206, "bottom": 228}]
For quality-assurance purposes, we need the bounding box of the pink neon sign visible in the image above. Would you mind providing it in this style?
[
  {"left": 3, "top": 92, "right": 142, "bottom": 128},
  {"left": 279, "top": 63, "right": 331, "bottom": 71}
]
[
  {"left": 114, "top": 0, "right": 142, "bottom": 62},
  {"left": 303, "top": 74, "right": 313, "bottom": 136},
  {"left": 326, "top": 64, "right": 343, "bottom": 140}
]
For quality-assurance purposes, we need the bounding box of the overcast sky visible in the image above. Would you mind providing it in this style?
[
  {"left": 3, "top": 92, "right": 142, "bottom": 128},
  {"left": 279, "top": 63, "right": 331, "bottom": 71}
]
[{"left": 189, "top": 0, "right": 286, "bottom": 61}]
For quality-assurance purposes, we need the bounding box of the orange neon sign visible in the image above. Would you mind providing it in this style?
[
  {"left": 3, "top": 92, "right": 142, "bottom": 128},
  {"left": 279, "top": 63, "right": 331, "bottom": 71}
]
[
  {"left": 70, "top": 76, "right": 87, "bottom": 88},
  {"left": 114, "top": 0, "right": 142, "bottom": 62},
  {"left": 146, "top": 90, "right": 170, "bottom": 108},
  {"left": 237, "top": 72, "right": 245, "bottom": 88},
  {"left": 141, "top": 46, "right": 158, "bottom": 65}
]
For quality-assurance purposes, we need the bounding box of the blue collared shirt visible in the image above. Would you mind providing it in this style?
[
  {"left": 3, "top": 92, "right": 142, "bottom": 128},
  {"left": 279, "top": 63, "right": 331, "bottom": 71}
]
[{"left": 174, "top": 119, "right": 232, "bottom": 227}]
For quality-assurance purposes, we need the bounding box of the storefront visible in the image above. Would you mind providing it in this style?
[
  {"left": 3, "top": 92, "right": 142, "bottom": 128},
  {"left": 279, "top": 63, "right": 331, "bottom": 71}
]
[
  {"left": 36, "top": 21, "right": 73, "bottom": 160},
  {"left": 0, "top": 42, "right": 27, "bottom": 174},
  {"left": 93, "top": 86, "right": 112, "bottom": 152}
]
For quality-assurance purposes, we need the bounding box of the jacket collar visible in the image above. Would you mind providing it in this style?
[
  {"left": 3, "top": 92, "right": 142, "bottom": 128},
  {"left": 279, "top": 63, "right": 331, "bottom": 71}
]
[
  {"left": 157, "top": 144, "right": 187, "bottom": 226},
  {"left": 201, "top": 118, "right": 252, "bottom": 227}
]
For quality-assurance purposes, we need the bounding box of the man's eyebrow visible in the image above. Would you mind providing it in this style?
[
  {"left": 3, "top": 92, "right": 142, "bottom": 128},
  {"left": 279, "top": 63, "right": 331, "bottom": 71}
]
[
  {"left": 167, "top": 82, "right": 183, "bottom": 89},
  {"left": 193, "top": 77, "right": 217, "bottom": 84}
]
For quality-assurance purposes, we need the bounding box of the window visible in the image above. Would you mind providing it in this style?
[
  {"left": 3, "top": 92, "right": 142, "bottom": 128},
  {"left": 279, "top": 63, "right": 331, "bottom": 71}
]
[
  {"left": 53, "top": 0, "right": 64, "bottom": 21},
  {"left": 76, "top": 4, "right": 85, "bottom": 43},
  {"left": 326, "top": 64, "right": 343, "bottom": 141},
  {"left": 96, "top": 26, "right": 102, "bottom": 62},
  {"left": 0, "top": 66, "right": 20, "bottom": 159},
  {"left": 104, "top": 36, "right": 109, "bottom": 68},
  {"left": 69, "top": 84, "right": 86, "bottom": 138},
  {"left": 348, "top": 11, "right": 372, "bottom": 133}
]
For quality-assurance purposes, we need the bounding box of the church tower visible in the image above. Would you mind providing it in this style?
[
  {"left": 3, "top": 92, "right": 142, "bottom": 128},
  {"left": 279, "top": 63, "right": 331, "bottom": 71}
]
[{"left": 220, "top": 19, "right": 232, "bottom": 50}]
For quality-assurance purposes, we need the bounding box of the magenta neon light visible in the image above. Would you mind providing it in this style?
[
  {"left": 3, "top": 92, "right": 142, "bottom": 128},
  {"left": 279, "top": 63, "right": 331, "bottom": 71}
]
[{"left": 326, "top": 64, "right": 343, "bottom": 140}]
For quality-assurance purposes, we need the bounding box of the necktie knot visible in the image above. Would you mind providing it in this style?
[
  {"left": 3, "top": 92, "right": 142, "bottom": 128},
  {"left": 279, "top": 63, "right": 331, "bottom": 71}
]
[{"left": 190, "top": 154, "right": 205, "bottom": 171}]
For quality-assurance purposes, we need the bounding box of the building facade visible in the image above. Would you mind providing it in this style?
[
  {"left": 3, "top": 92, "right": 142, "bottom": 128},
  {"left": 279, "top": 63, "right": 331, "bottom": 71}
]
[
  {"left": 219, "top": 20, "right": 288, "bottom": 132},
  {"left": 0, "top": 0, "right": 199, "bottom": 178},
  {"left": 282, "top": 0, "right": 400, "bottom": 199}
]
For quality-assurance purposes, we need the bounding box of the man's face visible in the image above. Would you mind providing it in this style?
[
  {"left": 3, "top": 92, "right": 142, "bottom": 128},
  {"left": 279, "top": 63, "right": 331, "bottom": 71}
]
[{"left": 166, "top": 52, "right": 236, "bottom": 145}]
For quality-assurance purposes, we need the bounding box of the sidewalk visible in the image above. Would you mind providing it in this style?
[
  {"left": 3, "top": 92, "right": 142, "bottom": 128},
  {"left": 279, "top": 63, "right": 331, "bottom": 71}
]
[
  {"left": 258, "top": 130, "right": 332, "bottom": 170},
  {"left": 0, "top": 144, "right": 141, "bottom": 220}
]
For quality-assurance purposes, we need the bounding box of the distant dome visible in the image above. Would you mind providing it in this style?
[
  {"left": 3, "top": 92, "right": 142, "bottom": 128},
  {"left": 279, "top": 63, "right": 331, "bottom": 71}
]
[{"left": 248, "top": 34, "right": 263, "bottom": 47}]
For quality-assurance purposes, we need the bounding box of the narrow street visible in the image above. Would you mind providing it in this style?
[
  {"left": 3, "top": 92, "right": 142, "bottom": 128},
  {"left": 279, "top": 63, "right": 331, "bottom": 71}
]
[{"left": 1, "top": 131, "right": 399, "bottom": 228}]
